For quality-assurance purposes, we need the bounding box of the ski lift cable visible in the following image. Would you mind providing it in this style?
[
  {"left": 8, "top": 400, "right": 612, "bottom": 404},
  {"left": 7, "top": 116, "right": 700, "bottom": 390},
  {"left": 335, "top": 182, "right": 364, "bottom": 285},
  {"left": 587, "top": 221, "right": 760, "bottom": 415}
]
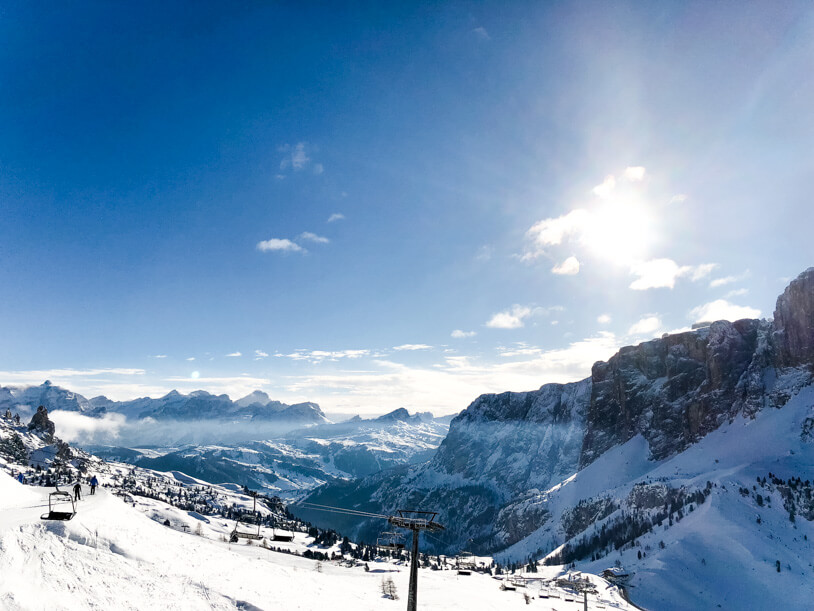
[
  {"left": 298, "top": 503, "right": 389, "bottom": 520},
  {"left": 298, "top": 502, "right": 389, "bottom": 520}
]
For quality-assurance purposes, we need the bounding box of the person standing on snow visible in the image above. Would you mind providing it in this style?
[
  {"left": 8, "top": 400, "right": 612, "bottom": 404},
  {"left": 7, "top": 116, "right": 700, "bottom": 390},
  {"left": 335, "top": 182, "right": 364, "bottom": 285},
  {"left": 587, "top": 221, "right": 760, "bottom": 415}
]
[
  {"left": 17, "top": 473, "right": 24, "bottom": 484},
  {"left": 90, "top": 475, "right": 98, "bottom": 495},
  {"left": 73, "top": 482, "right": 82, "bottom": 501}
]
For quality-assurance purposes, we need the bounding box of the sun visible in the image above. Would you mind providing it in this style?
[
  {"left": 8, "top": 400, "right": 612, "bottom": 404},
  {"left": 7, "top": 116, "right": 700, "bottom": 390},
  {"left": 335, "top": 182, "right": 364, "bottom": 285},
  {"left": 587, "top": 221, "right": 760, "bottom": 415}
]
[{"left": 581, "top": 193, "right": 655, "bottom": 265}]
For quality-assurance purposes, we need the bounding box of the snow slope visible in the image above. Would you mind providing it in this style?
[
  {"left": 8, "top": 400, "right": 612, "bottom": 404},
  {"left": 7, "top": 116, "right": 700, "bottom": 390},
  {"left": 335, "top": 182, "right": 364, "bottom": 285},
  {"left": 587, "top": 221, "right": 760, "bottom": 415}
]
[{"left": 0, "top": 471, "right": 635, "bottom": 610}]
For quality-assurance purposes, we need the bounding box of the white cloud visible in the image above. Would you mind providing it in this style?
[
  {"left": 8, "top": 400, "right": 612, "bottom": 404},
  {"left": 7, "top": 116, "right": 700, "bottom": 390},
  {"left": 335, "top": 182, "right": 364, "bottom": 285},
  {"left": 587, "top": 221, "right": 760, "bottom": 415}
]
[
  {"left": 472, "top": 26, "right": 490, "bottom": 40},
  {"left": 327, "top": 213, "right": 345, "bottom": 223},
  {"left": 226, "top": 352, "right": 242, "bottom": 358},
  {"left": 282, "top": 332, "right": 622, "bottom": 416},
  {"left": 278, "top": 142, "right": 316, "bottom": 173},
  {"left": 486, "top": 305, "right": 534, "bottom": 329},
  {"left": 290, "top": 142, "right": 310, "bottom": 170},
  {"left": 50, "top": 411, "right": 126, "bottom": 444},
  {"left": 710, "top": 275, "right": 737, "bottom": 288},
  {"left": 669, "top": 194, "right": 687, "bottom": 204},
  {"left": 256, "top": 238, "right": 305, "bottom": 253},
  {"left": 186, "top": 357, "right": 195, "bottom": 361},
  {"left": 552, "top": 256, "right": 580, "bottom": 275},
  {"left": 623, "top": 166, "right": 646, "bottom": 182},
  {"left": 629, "top": 259, "right": 716, "bottom": 290},
  {"left": 597, "top": 314, "right": 612, "bottom": 324},
  {"left": 451, "top": 330, "right": 476, "bottom": 338},
  {"left": 523, "top": 209, "right": 591, "bottom": 260},
  {"left": 278, "top": 349, "right": 374, "bottom": 363},
  {"left": 393, "top": 344, "right": 432, "bottom": 351},
  {"left": 688, "top": 263, "right": 718, "bottom": 281},
  {"left": 0, "top": 368, "right": 145, "bottom": 384},
  {"left": 592, "top": 175, "right": 616, "bottom": 198},
  {"left": 629, "top": 259, "right": 686, "bottom": 290},
  {"left": 255, "top": 350, "right": 269, "bottom": 359},
  {"left": 710, "top": 271, "right": 749, "bottom": 288},
  {"left": 299, "top": 232, "right": 329, "bottom": 244},
  {"left": 313, "top": 163, "right": 324, "bottom": 175},
  {"left": 689, "top": 300, "right": 761, "bottom": 323},
  {"left": 151, "top": 354, "right": 167, "bottom": 359},
  {"left": 725, "top": 288, "right": 749, "bottom": 298},
  {"left": 475, "top": 245, "right": 494, "bottom": 262},
  {"left": 628, "top": 315, "right": 663, "bottom": 337}
]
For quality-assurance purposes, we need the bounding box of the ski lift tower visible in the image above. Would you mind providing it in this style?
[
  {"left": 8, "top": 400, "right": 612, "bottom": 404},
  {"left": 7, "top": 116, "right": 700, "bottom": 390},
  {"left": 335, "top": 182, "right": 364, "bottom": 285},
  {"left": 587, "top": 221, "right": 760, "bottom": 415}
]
[{"left": 388, "top": 510, "right": 444, "bottom": 611}]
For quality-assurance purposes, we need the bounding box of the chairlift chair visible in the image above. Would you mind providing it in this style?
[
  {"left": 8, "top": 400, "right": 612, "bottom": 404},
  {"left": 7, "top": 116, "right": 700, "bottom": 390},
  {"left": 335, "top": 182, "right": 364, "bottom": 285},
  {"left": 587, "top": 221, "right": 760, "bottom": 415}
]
[
  {"left": 229, "top": 489, "right": 264, "bottom": 543},
  {"left": 271, "top": 527, "right": 294, "bottom": 542},
  {"left": 230, "top": 514, "right": 263, "bottom": 543},
  {"left": 376, "top": 531, "right": 406, "bottom": 551},
  {"left": 40, "top": 487, "right": 76, "bottom": 521},
  {"left": 456, "top": 551, "right": 475, "bottom": 575}
]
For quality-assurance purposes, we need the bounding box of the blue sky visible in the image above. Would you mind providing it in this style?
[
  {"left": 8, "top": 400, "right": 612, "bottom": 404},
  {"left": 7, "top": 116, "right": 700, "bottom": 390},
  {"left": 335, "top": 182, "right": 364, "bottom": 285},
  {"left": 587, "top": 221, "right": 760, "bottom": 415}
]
[{"left": 1, "top": 1, "right": 812, "bottom": 416}]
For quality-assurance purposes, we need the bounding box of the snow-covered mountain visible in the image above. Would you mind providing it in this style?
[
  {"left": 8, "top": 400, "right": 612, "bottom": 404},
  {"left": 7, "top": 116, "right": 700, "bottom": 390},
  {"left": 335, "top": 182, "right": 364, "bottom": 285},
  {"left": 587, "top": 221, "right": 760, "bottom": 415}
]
[
  {"left": 85, "top": 408, "right": 450, "bottom": 500},
  {"left": 296, "top": 268, "right": 814, "bottom": 610},
  {"left": 0, "top": 384, "right": 328, "bottom": 426},
  {"left": 0, "top": 413, "right": 635, "bottom": 610}
]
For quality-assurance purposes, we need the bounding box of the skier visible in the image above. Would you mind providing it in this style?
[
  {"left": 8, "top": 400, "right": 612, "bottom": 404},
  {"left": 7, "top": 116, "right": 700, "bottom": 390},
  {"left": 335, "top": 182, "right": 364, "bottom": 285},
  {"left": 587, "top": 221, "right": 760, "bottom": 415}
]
[
  {"left": 90, "top": 475, "right": 98, "bottom": 495},
  {"left": 16, "top": 473, "right": 24, "bottom": 484},
  {"left": 73, "top": 482, "right": 82, "bottom": 501}
]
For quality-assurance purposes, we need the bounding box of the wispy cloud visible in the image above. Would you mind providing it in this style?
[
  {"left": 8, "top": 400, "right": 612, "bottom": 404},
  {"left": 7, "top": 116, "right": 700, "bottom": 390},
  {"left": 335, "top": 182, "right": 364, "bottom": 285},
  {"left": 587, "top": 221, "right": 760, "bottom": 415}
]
[
  {"left": 393, "top": 344, "right": 432, "bottom": 351},
  {"left": 299, "top": 232, "right": 329, "bottom": 244},
  {"left": 276, "top": 348, "right": 375, "bottom": 363},
  {"left": 628, "top": 315, "right": 663, "bottom": 337},
  {"left": 552, "top": 256, "right": 580, "bottom": 275},
  {"left": 451, "top": 329, "right": 476, "bottom": 339},
  {"left": 256, "top": 238, "right": 306, "bottom": 254},
  {"left": 327, "top": 213, "right": 345, "bottom": 223},
  {"left": 592, "top": 175, "right": 616, "bottom": 198},
  {"left": 597, "top": 314, "right": 611, "bottom": 324},
  {"left": 689, "top": 300, "right": 761, "bottom": 323},
  {"left": 486, "top": 305, "right": 536, "bottom": 329},
  {"left": 472, "top": 26, "right": 490, "bottom": 41},
  {"left": 283, "top": 332, "right": 622, "bottom": 416},
  {"left": 279, "top": 142, "right": 312, "bottom": 171},
  {"left": 225, "top": 352, "right": 242, "bottom": 358},
  {"left": 623, "top": 166, "right": 646, "bottom": 182},
  {"left": 151, "top": 354, "right": 167, "bottom": 359},
  {"left": 254, "top": 350, "right": 269, "bottom": 359},
  {"left": 629, "top": 259, "right": 716, "bottom": 290},
  {"left": 186, "top": 357, "right": 195, "bottom": 361},
  {"left": 710, "top": 270, "right": 749, "bottom": 288}
]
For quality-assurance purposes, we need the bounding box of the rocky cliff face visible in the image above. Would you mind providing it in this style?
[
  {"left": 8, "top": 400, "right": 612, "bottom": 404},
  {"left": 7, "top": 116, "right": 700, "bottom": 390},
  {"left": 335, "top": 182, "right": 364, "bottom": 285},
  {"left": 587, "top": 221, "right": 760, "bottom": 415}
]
[
  {"left": 430, "top": 380, "right": 591, "bottom": 501},
  {"left": 301, "top": 268, "right": 814, "bottom": 556},
  {"left": 580, "top": 318, "right": 771, "bottom": 465},
  {"left": 773, "top": 267, "right": 814, "bottom": 369}
]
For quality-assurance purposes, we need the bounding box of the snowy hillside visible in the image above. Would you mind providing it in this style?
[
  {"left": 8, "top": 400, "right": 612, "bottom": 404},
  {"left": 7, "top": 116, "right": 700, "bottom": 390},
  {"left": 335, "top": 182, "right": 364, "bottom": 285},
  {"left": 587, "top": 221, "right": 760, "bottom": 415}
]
[{"left": 0, "top": 470, "right": 637, "bottom": 610}]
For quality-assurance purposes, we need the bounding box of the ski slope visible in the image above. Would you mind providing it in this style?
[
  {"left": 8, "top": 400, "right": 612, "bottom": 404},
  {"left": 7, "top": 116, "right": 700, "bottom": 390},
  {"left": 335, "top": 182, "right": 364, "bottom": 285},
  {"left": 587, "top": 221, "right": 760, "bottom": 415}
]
[{"left": 0, "top": 472, "right": 635, "bottom": 610}]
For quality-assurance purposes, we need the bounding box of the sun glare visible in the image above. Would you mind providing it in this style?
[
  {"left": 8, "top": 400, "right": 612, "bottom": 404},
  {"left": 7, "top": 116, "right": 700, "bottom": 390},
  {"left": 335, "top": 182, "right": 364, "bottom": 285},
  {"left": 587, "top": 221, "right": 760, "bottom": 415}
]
[{"left": 582, "top": 195, "right": 655, "bottom": 265}]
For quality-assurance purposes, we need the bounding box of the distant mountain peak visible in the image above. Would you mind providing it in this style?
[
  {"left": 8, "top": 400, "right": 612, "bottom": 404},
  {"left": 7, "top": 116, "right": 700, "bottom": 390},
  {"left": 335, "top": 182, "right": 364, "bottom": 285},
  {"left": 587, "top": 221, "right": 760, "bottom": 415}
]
[
  {"left": 235, "top": 390, "right": 271, "bottom": 408},
  {"left": 376, "top": 407, "right": 411, "bottom": 422}
]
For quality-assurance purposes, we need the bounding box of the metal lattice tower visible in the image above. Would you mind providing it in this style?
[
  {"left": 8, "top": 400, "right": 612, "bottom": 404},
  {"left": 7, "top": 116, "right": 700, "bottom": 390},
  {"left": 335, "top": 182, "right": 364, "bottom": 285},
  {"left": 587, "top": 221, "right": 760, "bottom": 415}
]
[{"left": 387, "top": 510, "right": 445, "bottom": 611}]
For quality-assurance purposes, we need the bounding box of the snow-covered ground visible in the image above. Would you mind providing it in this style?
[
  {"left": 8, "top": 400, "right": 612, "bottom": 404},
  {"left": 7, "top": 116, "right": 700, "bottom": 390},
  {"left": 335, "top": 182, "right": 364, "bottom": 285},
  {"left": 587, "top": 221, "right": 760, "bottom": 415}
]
[{"left": 0, "top": 471, "right": 635, "bottom": 610}]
